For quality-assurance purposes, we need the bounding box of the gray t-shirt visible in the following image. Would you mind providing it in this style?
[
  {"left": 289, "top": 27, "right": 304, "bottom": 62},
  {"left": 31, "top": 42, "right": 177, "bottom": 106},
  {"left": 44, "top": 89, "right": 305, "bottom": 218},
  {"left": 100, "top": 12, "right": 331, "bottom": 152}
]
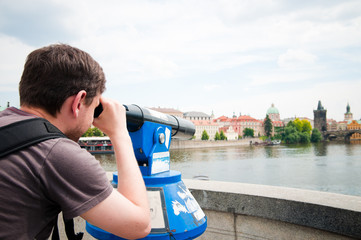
[{"left": 0, "top": 107, "right": 113, "bottom": 239}]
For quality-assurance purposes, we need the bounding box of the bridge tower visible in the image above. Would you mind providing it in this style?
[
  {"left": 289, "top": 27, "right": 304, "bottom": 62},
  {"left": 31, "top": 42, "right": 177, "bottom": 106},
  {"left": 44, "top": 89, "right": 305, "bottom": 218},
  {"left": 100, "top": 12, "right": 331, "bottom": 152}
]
[{"left": 314, "top": 100, "right": 327, "bottom": 132}]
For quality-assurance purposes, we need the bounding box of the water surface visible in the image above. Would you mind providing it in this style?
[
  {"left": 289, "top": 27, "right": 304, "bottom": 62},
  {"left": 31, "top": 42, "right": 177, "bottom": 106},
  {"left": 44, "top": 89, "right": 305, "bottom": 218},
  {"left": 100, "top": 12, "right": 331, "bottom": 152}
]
[{"left": 95, "top": 142, "right": 361, "bottom": 197}]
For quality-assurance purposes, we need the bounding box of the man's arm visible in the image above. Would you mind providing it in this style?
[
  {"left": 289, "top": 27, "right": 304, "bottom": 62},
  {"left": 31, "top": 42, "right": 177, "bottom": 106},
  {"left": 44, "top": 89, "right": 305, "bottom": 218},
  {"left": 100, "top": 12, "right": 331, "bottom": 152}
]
[{"left": 81, "top": 98, "right": 151, "bottom": 239}]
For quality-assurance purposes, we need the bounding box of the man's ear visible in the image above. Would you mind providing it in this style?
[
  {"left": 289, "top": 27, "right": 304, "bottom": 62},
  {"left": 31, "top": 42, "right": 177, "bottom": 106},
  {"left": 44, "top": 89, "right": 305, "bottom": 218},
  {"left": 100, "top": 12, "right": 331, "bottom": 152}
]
[{"left": 71, "top": 90, "right": 87, "bottom": 118}]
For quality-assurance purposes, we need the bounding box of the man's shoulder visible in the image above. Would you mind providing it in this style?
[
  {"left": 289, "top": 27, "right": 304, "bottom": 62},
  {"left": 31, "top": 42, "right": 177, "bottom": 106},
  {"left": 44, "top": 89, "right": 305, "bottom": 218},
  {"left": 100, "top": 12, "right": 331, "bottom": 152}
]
[{"left": 0, "top": 107, "right": 37, "bottom": 127}]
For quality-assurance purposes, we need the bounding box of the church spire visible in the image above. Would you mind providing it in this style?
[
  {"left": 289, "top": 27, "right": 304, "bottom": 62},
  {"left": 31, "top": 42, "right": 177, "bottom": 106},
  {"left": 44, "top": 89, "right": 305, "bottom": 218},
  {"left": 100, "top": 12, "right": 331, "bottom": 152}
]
[
  {"left": 317, "top": 100, "right": 324, "bottom": 110},
  {"left": 344, "top": 102, "right": 353, "bottom": 121},
  {"left": 346, "top": 102, "right": 351, "bottom": 114}
]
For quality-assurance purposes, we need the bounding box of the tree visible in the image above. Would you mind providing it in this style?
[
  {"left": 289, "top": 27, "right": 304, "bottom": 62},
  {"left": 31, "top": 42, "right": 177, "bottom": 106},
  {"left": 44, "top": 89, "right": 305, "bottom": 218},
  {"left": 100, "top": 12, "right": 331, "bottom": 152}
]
[
  {"left": 293, "top": 118, "right": 303, "bottom": 132},
  {"left": 93, "top": 127, "right": 104, "bottom": 137},
  {"left": 311, "top": 128, "right": 322, "bottom": 143},
  {"left": 284, "top": 126, "right": 300, "bottom": 144},
  {"left": 287, "top": 120, "right": 296, "bottom": 128},
  {"left": 82, "top": 128, "right": 93, "bottom": 137},
  {"left": 283, "top": 119, "right": 313, "bottom": 144},
  {"left": 264, "top": 115, "right": 273, "bottom": 137},
  {"left": 220, "top": 130, "right": 227, "bottom": 140},
  {"left": 243, "top": 128, "right": 254, "bottom": 138},
  {"left": 82, "top": 127, "right": 104, "bottom": 137},
  {"left": 201, "top": 130, "right": 209, "bottom": 140},
  {"left": 299, "top": 132, "right": 311, "bottom": 143},
  {"left": 301, "top": 119, "right": 312, "bottom": 134},
  {"left": 214, "top": 132, "right": 221, "bottom": 141}
]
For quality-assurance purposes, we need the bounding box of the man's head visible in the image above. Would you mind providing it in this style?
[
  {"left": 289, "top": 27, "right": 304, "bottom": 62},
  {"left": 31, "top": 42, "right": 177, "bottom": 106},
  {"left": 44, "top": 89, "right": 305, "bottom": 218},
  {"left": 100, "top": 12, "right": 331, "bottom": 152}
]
[{"left": 19, "top": 44, "right": 106, "bottom": 117}]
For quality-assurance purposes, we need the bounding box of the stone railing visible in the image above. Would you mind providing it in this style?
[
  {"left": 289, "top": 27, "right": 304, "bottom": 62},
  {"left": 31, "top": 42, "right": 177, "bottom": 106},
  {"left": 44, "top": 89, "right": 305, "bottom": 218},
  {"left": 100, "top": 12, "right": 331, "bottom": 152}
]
[
  {"left": 58, "top": 179, "right": 361, "bottom": 239},
  {"left": 184, "top": 179, "right": 361, "bottom": 240}
]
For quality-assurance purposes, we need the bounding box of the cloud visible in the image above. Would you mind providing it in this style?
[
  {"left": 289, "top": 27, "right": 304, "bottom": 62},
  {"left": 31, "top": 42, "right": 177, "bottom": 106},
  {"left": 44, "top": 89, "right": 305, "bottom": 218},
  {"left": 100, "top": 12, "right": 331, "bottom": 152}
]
[
  {"left": 0, "top": 35, "right": 32, "bottom": 87},
  {"left": 277, "top": 49, "right": 318, "bottom": 69},
  {"left": 0, "top": 0, "right": 75, "bottom": 46},
  {"left": 0, "top": 0, "right": 360, "bottom": 120},
  {"left": 203, "top": 84, "right": 221, "bottom": 92}
]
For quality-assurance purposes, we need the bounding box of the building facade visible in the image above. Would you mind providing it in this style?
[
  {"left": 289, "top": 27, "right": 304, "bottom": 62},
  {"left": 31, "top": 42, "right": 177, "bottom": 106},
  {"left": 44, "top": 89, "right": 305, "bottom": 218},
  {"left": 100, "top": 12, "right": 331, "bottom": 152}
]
[
  {"left": 347, "top": 120, "right": 361, "bottom": 140},
  {"left": 183, "top": 111, "right": 220, "bottom": 140},
  {"left": 265, "top": 104, "right": 284, "bottom": 136},
  {"left": 192, "top": 119, "right": 219, "bottom": 140},
  {"left": 215, "top": 115, "right": 264, "bottom": 138},
  {"left": 344, "top": 103, "right": 353, "bottom": 121}
]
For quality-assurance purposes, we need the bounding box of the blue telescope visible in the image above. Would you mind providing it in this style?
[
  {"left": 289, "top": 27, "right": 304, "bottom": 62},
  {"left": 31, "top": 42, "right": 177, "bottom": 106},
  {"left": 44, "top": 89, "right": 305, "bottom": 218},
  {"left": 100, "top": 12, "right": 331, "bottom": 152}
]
[{"left": 86, "top": 104, "right": 207, "bottom": 240}]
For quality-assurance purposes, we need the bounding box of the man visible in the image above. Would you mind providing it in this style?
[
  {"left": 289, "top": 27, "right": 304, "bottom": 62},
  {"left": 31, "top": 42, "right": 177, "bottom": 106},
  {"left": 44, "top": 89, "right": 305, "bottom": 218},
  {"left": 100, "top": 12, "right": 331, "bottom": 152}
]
[{"left": 0, "top": 44, "right": 151, "bottom": 239}]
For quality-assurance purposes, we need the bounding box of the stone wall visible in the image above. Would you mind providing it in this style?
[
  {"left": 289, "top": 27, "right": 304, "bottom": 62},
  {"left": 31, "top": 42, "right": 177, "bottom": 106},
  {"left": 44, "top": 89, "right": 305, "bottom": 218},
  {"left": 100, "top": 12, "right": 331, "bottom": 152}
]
[
  {"left": 186, "top": 179, "right": 361, "bottom": 240},
  {"left": 58, "top": 179, "right": 361, "bottom": 239}
]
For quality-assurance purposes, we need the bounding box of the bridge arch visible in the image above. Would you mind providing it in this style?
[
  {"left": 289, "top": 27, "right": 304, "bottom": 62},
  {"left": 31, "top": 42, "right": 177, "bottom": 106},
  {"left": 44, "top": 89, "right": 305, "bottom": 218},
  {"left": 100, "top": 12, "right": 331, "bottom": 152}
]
[{"left": 323, "top": 129, "right": 361, "bottom": 141}]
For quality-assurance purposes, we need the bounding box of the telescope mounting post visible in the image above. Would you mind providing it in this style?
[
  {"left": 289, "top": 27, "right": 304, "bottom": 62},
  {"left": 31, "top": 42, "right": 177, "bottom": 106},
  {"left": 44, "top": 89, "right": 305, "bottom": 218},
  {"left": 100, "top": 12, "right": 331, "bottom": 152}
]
[{"left": 86, "top": 114, "right": 207, "bottom": 240}]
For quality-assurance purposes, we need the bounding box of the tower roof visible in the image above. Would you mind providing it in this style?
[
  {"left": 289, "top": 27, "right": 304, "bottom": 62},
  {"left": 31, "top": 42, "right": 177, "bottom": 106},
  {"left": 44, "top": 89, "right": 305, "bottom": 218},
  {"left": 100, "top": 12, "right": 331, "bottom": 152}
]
[
  {"left": 346, "top": 102, "right": 351, "bottom": 114},
  {"left": 317, "top": 100, "right": 324, "bottom": 110},
  {"left": 267, "top": 103, "right": 279, "bottom": 114}
]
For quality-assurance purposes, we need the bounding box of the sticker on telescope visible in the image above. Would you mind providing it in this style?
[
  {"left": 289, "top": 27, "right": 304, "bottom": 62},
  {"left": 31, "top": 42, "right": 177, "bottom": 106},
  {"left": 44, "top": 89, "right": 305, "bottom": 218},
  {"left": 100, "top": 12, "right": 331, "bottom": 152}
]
[
  {"left": 151, "top": 152, "right": 170, "bottom": 175},
  {"left": 173, "top": 182, "right": 206, "bottom": 222},
  {"left": 147, "top": 108, "right": 169, "bottom": 121},
  {"left": 165, "top": 127, "right": 171, "bottom": 149}
]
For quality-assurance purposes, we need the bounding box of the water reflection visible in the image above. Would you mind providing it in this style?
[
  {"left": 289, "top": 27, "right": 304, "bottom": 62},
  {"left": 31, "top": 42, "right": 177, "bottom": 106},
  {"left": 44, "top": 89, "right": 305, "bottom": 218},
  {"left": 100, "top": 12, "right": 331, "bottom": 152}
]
[
  {"left": 313, "top": 143, "right": 327, "bottom": 156},
  {"left": 95, "top": 142, "right": 361, "bottom": 196}
]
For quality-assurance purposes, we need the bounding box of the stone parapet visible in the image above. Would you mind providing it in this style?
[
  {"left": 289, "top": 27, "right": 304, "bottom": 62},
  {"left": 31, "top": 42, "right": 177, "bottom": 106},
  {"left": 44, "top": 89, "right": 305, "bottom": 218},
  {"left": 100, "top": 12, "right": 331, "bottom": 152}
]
[
  {"left": 185, "top": 179, "right": 361, "bottom": 240},
  {"left": 57, "top": 178, "right": 361, "bottom": 239}
]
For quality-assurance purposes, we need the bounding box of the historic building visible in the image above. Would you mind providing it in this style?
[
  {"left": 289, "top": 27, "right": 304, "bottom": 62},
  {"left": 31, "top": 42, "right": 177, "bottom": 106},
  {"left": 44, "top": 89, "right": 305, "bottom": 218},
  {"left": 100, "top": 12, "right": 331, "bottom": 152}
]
[
  {"left": 218, "top": 125, "right": 238, "bottom": 140},
  {"left": 191, "top": 119, "right": 219, "bottom": 140},
  {"left": 215, "top": 115, "right": 264, "bottom": 138},
  {"left": 347, "top": 120, "right": 361, "bottom": 140},
  {"left": 327, "top": 119, "right": 338, "bottom": 131},
  {"left": 265, "top": 104, "right": 284, "bottom": 136},
  {"left": 344, "top": 103, "right": 353, "bottom": 121},
  {"left": 266, "top": 104, "right": 284, "bottom": 127},
  {"left": 184, "top": 111, "right": 212, "bottom": 121},
  {"left": 313, "top": 101, "right": 327, "bottom": 132},
  {"left": 183, "top": 111, "right": 219, "bottom": 140},
  {"left": 338, "top": 103, "right": 355, "bottom": 131},
  {"left": 266, "top": 104, "right": 280, "bottom": 121}
]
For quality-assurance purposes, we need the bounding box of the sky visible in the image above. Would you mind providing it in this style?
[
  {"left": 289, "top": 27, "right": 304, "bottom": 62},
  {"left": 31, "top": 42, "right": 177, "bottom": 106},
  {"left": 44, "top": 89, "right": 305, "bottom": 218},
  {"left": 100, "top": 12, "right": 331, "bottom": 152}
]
[{"left": 0, "top": 0, "right": 360, "bottom": 121}]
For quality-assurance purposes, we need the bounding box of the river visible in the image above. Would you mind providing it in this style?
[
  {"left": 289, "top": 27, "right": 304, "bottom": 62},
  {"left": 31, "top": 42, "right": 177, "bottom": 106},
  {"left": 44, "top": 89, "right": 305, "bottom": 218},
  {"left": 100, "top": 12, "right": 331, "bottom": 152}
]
[{"left": 95, "top": 142, "right": 361, "bottom": 197}]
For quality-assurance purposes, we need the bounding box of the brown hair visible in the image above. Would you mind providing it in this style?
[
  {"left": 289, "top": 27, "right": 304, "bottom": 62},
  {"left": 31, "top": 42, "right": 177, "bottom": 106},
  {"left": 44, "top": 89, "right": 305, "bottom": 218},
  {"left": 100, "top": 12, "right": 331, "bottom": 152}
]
[{"left": 19, "top": 44, "right": 106, "bottom": 116}]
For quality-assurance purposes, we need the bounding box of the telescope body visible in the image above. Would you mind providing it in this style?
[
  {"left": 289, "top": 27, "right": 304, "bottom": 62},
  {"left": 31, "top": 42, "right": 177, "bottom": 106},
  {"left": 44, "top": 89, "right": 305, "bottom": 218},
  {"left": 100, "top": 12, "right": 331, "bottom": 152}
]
[
  {"left": 87, "top": 104, "right": 207, "bottom": 240},
  {"left": 124, "top": 104, "right": 195, "bottom": 140}
]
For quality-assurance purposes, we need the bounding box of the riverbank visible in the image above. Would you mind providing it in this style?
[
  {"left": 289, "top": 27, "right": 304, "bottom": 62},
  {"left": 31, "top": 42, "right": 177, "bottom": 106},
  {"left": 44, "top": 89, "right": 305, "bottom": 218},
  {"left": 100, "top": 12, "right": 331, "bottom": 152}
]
[{"left": 170, "top": 138, "right": 257, "bottom": 150}]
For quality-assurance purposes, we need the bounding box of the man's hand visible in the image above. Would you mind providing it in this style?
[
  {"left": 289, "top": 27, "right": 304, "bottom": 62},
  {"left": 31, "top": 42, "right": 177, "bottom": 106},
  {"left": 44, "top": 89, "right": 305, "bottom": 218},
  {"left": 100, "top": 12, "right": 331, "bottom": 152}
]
[
  {"left": 83, "top": 97, "right": 151, "bottom": 239},
  {"left": 92, "top": 97, "right": 128, "bottom": 139}
]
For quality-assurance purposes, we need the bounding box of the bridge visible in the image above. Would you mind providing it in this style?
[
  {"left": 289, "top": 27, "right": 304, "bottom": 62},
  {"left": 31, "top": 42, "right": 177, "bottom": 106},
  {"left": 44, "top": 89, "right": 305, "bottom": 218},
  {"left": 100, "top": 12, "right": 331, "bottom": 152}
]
[{"left": 323, "top": 129, "right": 361, "bottom": 141}]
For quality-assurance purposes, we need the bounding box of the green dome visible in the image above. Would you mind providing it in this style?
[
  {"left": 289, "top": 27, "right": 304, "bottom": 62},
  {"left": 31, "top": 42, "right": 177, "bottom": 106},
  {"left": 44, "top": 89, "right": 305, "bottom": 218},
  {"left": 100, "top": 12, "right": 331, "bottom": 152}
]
[{"left": 267, "top": 104, "right": 279, "bottom": 114}]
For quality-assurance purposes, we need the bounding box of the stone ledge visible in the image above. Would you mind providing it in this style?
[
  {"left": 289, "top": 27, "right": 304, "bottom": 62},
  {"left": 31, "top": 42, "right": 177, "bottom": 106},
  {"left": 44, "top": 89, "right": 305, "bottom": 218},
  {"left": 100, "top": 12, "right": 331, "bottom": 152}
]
[{"left": 184, "top": 179, "right": 361, "bottom": 239}]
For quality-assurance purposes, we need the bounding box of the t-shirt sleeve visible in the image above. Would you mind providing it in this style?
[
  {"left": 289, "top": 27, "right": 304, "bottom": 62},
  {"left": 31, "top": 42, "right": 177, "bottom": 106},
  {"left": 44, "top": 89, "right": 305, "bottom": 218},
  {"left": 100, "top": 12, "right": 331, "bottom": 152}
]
[{"left": 40, "top": 138, "right": 113, "bottom": 219}]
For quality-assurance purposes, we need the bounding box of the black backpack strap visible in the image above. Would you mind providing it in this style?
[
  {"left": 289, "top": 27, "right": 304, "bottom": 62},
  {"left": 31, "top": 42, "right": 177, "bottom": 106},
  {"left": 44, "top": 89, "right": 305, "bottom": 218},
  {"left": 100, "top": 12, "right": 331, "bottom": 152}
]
[
  {"left": 0, "top": 118, "right": 66, "bottom": 158},
  {"left": 51, "top": 216, "right": 84, "bottom": 240},
  {"left": 0, "top": 118, "right": 83, "bottom": 240}
]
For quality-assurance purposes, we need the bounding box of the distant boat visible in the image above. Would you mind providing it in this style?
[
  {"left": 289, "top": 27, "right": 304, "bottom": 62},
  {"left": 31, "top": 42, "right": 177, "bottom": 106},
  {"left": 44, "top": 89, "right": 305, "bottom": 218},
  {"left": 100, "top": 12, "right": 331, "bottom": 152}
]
[
  {"left": 271, "top": 139, "right": 281, "bottom": 145},
  {"left": 78, "top": 136, "right": 114, "bottom": 154},
  {"left": 250, "top": 139, "right": 281, "bottom": 146}
]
